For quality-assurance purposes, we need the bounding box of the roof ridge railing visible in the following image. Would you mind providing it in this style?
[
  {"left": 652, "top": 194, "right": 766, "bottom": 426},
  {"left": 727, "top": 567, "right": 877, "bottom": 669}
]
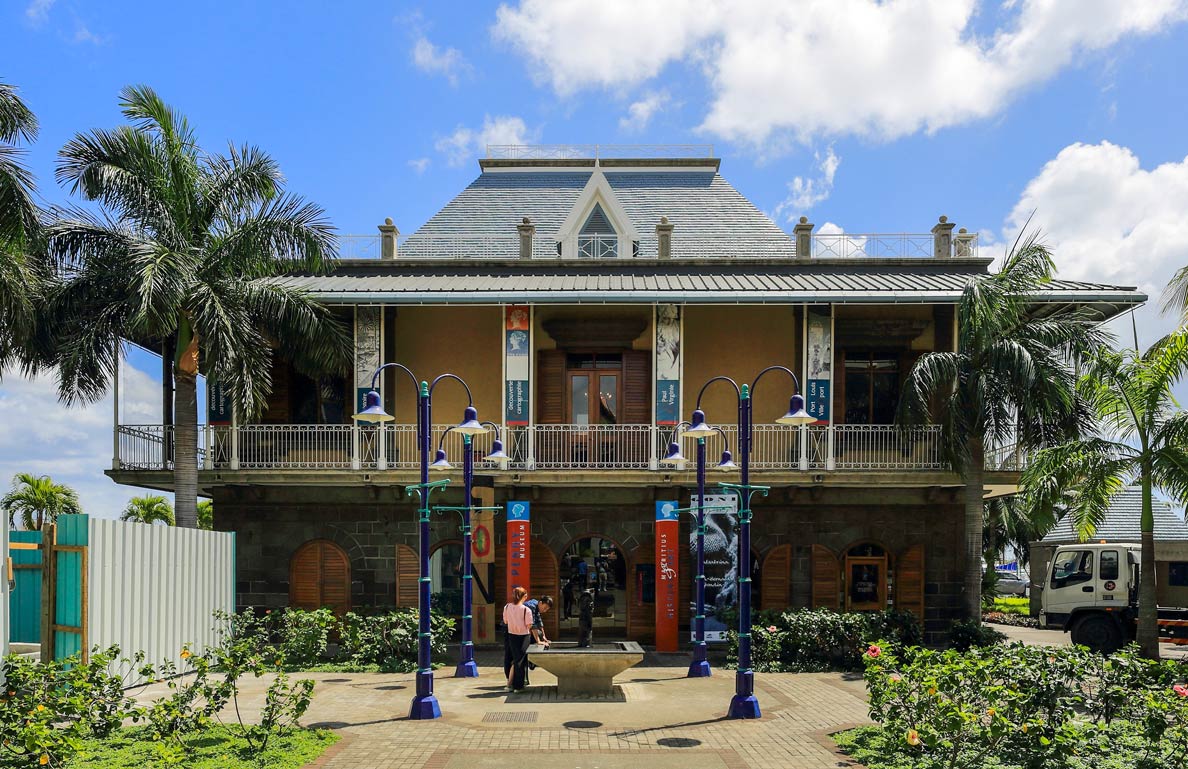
[{"left": 485, "top": 144, "right": 716, "bottom": 160}]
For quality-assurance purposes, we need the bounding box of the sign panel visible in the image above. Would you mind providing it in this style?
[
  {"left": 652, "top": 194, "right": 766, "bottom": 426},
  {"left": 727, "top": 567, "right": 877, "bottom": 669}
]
[
  {"left": 690, "top": 493, "right": 740, "bottom": 642},
  {"left": 655, "top": 305, "right": 682, "bottom": 425},
  {"left": 805, "top": 305, "right": 832, "bottom": 424},
  {"left": 354, "top": 306, "right": 383, "bottom": 417},
  {"left": 504, "top": 306, "right": 531, "bottom": 426},
  {"left": 471, "top": 487, "right": 497, "bottom": 644},
  {"left": 655, "top": 501, "right": 680, "bottom": 652},
  {"left": 207, "top": 381, "right": 232, "bottom": 426},
  {"left": 506, "top": 500, "right": 531, "bottom": 600}
]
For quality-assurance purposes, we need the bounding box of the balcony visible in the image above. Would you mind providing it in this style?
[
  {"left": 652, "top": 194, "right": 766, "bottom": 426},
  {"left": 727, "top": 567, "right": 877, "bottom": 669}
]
[{"left": 114, "top": 423, "right": 968, "bottom": 474}]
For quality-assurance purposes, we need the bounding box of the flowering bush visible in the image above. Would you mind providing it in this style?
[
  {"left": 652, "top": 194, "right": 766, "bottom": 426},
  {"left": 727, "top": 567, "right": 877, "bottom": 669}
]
[
  {"left": 729, "top": 609, "right": 922, "bottom": 672},
  {"left": 854, "top": 642, "right": 1188, "bottom": 769},
  {"left": 338, "top": 610, "right": 454, "bottom": 671}
]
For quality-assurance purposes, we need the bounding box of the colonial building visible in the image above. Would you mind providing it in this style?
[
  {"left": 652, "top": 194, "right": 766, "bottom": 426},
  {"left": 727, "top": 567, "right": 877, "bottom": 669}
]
[{"left": 109, "top": 146, "right": 1144, "bottom": 645}]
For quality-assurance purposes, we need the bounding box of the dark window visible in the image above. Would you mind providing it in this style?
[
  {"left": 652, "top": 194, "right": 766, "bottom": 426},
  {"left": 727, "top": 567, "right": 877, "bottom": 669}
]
[
  {"left": 1051, "top": 550, "right": 1094, "bottom": 589},
  {"left": 1100, "top": 550, "right": 1120, "bottom": 581},
  {"left": 844, "top": 351, "right": 899, "bottom": 424},
  {"left": 1169, "top": 562, "right": 1188, "bottom": 587}
]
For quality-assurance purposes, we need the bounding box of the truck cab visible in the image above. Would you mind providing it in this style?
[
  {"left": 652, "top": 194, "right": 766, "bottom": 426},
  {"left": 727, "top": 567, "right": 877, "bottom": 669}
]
[{"left": 1041, "top": 543, "right": 1139, "bottom": 652}]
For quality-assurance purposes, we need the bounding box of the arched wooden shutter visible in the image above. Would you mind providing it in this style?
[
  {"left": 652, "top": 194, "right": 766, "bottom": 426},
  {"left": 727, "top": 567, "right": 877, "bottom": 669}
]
[
  {"left": 536, "top": 350, "right": 565, "bottom": 424},
  {"left": 761, "top": 544, "right": 792, "bottom": 611},
  {"left": 289, "top": 539, "right": 351, "bottom": 615},
  {"left": 628, "top": 541, "right": 655, "bottom": 644},
  {"left": 811, "top": 544, "right": 840, "bottom": 610},
  {"left": 896, "top": 544, "right": 926, "bottom": 620},
  {"left": 394, "top": 543, "right": 419, "bottom": 609},
  {"left": 530, "top": 537, "right": 560, "bottom": 641}
]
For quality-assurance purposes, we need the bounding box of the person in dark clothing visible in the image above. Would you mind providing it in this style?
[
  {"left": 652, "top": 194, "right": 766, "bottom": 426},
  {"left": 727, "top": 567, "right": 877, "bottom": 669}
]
[
  {"left": 562, "top": 575, "right": 578, "bottom": 619},
  {"left": 577, "top": 590, "right": 595, "bottom": 648}
]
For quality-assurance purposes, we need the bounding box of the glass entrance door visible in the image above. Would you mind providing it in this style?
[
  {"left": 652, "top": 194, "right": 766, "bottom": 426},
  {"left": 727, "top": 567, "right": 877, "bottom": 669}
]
[{"left": 558, "top": 537, "right": 628, "bottom": 639}]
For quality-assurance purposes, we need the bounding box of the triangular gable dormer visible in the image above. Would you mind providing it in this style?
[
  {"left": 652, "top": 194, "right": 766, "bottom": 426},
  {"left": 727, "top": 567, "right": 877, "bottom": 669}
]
[{"left": 555, "top": 170, "right": 639, "bottom": 258}]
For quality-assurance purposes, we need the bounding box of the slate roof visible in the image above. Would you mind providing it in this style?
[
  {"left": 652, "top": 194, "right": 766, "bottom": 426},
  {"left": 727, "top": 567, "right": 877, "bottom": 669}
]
[{"left": 1040, "top": 487, "right": 1188, "bottom": 544}]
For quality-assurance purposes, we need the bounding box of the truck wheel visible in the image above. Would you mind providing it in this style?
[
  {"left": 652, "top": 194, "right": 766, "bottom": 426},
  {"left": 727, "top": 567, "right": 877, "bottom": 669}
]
[{"left": 1070, "top": 614, "right": 1122, "bottom": 654}]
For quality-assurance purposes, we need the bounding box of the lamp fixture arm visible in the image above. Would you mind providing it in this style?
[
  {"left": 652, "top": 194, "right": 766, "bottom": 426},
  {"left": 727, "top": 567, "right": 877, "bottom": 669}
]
[
  {"left": 694, "top": 376, "right": 742, "bottom": 410},
  {"left": 436, "top": 424, "right": 457, "bottom": 451},
  {"left": 480, "top": 420, "right": 503, "bottom": 440},
  {"left": 369, "top": 362, "right": 420, "bottom": 393},
  {"left": 429, "top": 373, "right": 476, "bottom": 405},
  {"left": 666, "top": 420, "right": 692, "bottom": 445},
  {"left": 750, "top": 365, "right": 801, "bottom": 397},
  {"left": 712, "top": 426, "right": 733, "bottom": 453}
]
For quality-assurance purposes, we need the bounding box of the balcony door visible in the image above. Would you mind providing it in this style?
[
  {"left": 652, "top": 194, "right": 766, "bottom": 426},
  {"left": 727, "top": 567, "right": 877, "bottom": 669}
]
[{"left": 566, "top": 354, "right": 622, "bottom": 425}]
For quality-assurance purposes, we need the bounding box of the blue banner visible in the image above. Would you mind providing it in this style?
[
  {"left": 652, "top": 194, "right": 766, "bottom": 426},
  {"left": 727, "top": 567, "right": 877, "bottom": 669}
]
[
  {"left": 507, "top": 500, "right": 530, "bottom": 521},
  {"left": 655, "top": 500, "right": 678, "bottom": 521}
]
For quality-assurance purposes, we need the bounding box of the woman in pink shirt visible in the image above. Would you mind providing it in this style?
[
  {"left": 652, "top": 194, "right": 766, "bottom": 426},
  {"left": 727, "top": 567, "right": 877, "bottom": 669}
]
[{"left": 503, "top": 586, "right": 534, "bottom": 691}]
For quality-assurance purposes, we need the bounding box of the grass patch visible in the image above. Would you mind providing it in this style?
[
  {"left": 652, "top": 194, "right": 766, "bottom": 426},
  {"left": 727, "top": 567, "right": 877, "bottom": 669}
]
[
  {"left": 991, "top": 596, "right": 1030, "bottom": 615},
  {"left": 65, "top": 726, "right": 338, "bottom": 769}
]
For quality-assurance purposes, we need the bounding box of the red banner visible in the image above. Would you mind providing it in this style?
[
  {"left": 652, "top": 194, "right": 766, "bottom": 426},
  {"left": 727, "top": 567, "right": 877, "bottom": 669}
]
[
  {"left": 506, "top": 501, "right": 531, "bottom": 600},
  {"left": 655, "top": 502, "right": 680, "bottom": 652}
]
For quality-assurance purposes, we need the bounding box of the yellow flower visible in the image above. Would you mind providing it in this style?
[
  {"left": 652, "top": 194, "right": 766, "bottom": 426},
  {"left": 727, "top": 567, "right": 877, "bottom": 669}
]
[
  {"left": 928, "top": 686, "right": 937, "bottom": 695},
  {"left": 180, "top": 649, "right": 192, "bottom": 659},
  {"left": 1022, "top": 724, "right": 1029, "bottom": 733},
  {"left": 39, "top": 754, "right": 49, "bottom": 765},
  {"left": 906, "top": 729, "right": 921, "bottom": 746},
  {"left": 36, "top": 705, "right": 45, "bottom": 712},
  {"left": 987, "top": 708, "right": 996, "bottom": 717}
]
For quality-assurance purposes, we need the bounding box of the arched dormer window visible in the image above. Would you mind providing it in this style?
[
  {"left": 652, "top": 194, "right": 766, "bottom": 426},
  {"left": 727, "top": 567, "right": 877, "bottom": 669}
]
[{"left": 554, "top": 170, "right": 641, "bottom": 259}]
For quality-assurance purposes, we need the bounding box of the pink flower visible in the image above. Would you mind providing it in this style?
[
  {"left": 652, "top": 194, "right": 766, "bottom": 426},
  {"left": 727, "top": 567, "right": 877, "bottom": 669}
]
[
  {"left": 1174, "top": 684, "right": 1188, "bottom": 698},
  {"left": 889, "top": 674, "right": 902, "bottom": 683},
  {"left": 767, "top": 625, "right": 778, "bottom": 633},
  {"left": 866, "top": 644, "right": 882, "bottom": 659}
]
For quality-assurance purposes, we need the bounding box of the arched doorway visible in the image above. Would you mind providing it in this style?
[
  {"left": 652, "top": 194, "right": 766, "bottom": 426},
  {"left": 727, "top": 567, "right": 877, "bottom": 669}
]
[
  {"left": 558, "top": 535, "right": 628, "bottom": 640},
  {"left": 289, "top": 539, "right": 351, "bottom": 615},
  {"left": 429, "top": 540, "right": 465, "bottom": 619},
  {"left": 844, "top": 541, "right": 889, "bottom": 612}
]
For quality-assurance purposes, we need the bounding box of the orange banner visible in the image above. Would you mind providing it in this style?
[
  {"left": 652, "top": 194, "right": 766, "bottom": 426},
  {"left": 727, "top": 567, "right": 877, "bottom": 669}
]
[
  {"left": 506, "top": 501, "right": 531, "bottom": 600},
  {"left": 655, "top": 501, "right": 680, "bottom": 652}
]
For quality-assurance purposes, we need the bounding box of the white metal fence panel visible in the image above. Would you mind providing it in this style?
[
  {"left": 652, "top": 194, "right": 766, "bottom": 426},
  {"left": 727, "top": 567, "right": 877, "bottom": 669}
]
[{"left": 87, "top": 518, "right": 234, "bottom": 680}]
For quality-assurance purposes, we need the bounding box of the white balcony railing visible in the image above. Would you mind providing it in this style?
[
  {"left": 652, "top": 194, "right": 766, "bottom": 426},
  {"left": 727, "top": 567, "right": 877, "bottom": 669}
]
[{"left": 112, "top": 423, "right": 993, "bottom": 474}]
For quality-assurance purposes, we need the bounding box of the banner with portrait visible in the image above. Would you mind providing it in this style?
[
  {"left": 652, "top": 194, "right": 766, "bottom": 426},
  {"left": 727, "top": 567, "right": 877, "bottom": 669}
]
[{"left": 504, "top": 306, "right": 531, "bottom": 426}]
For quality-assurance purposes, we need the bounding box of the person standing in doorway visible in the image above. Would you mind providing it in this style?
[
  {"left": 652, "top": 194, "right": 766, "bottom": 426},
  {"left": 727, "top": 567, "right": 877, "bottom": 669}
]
[
  {"left": 502, "top": 586, "right": 533, "bottom": 691},
  {"left": 577, "top": 557, "right": 589, "bottom": 588}
]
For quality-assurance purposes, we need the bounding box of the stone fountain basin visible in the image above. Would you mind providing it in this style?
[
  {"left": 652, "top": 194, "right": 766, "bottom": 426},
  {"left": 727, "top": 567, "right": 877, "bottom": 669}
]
[{"left": 527, "top": 642, "right": 645, "bottom": 697}]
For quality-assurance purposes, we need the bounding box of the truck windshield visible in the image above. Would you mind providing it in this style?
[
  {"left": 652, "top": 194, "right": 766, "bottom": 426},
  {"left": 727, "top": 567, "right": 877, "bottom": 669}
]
[{"left": 1051, "top": 550, "right": 1094, "bottom": 589}]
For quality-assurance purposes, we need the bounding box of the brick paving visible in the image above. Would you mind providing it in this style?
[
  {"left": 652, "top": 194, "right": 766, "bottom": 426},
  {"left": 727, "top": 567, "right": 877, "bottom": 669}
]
[{"left": 142, "top": 658, "right": 873, "bottom": 769}]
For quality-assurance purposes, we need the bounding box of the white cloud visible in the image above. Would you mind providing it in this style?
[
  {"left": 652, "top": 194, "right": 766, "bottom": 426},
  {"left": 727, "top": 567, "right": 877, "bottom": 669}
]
[
  {"left": 408, "top": 157, "right": 431, "bottom": 174},
  {"left": 772, "top": 145, "right": 840, "bottom": 221},
  {"left": 812, "top": 221, "right": 868, "bottom": 258},
  {"left": 618, "top": 91, "right": 670, "bottom": 132},
  {"left": 72, "top": 21, "right": 104, "bottom": 45},
  {"left": 434, "top": 115, "right": 539, "bottom": 166},
  {"left": 1003, "top": 141, "right": 1188, "bottom": 348},
  {"left": 493, "top": 0, "right": 1187, "bottom": 148},
  {"left": 24, "top": 0, "right": 54, "bottom": 24},
  {"left": 411, "top": 34, "right": 471, "bottom": 86},
  {"left": 0, "top": 358, "right": 162, "bottom": 522}
]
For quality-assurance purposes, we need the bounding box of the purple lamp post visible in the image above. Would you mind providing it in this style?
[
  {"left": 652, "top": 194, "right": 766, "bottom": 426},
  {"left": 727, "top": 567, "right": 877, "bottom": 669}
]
[
  {"left": 660, "top": 425, "right": 737, "bottom": 678},
  {"left": 430, "top": 422, "right": 508, "bottom": 678},
  {"left": 353, "top": 365, "right": 489, "bottom": 720},
  {"left": 682, "top": 366, "right": 813, "bottom": 719}
]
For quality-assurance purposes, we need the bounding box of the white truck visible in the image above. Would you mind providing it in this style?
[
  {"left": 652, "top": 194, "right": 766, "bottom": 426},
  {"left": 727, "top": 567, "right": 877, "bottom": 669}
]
[{"left": 1040, "top": 542, "right": 1188, "bottom": 653}]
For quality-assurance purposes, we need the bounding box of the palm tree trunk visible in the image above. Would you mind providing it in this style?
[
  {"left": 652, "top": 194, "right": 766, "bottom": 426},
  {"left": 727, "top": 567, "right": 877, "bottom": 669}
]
[
  {"left": 1137, "top": 469, "right": 1160, "bottom": 659},
  {"left": 174, "top": 370, "right": 199, "bottom": 528},
  {"left": 964, "top": 433, "right": 986, "bottom": 622}
]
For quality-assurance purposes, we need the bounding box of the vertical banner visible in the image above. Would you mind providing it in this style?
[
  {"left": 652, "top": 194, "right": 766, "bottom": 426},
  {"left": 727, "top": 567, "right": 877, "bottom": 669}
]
[
  {"left": 805, "top": 305, "right": 832, "bottom": 424},
  {"left": 504, "top": 306, "right": 531, "bottom": 426},
  {"left": 655, "top": 305, "right": 682, "bottom": 425},
  {"left": 690, "top": 493, "right": 739, "bottom": 641},
  {"left": 471, "top": 486, "right": 497, "bottom": 645},
  {"left": 207, "top": 381, "right": 232, "bottom": 426},
  {"left": 354, "top": 306, "right": 383, "bottom": 416},
  {"left": 506, "top": 500, "right": 531, "bottom": 600},
  {"left": 655, "top": 501, "right": 680, "bottom": 652}
]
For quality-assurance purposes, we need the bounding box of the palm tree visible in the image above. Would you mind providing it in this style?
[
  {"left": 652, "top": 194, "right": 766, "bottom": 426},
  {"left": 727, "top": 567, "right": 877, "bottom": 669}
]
[
  {"left": 120, "top": 495, "right": 175, "bottom": 525},
  {"left": 897, "top": 233, "right": 1105, "bottom": 622},
  {"left": 197, "top": 498, "right": 213, "bottom": 530},
  {"left": 1, "top": 473, "right": 82, "bottom": 530},
  {"left": 0, "top": 81, "right": 48, "bottom": 373},
  {"left": 1021, "top": 331, "right": 1188, "bottom": 659},
  {"left": 46, "top": 85, "right": 350, "bottom": 528}
]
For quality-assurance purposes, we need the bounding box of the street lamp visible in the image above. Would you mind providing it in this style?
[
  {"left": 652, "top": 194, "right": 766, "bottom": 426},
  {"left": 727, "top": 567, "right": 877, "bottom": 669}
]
[
  {"left": 660, "top": 422, "right": 736, "bottom": 678},
  {"left": 682, "top": 366, "right": 813, "bottom": 718},
  {"left": 352, "top": 365, "right": 490, "bottom": 720},
  {"left": 431, "top": 422, "right": 508, "bottom": 678}
]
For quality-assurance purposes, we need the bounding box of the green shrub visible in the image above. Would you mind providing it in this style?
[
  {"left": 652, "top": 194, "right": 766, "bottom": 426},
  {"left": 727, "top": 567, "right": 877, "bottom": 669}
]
[
  {"left": 728, "top": 608, "right": 922, "bottom": 672},
  {"left": 277, "top": 608, "right": 336, "bottom": 666},
  {"left": 337, "top": 610, "right": 454, "bottom": 672},
  {"left": 946, "top": 619, "right": 1006, "bottom": 651}
]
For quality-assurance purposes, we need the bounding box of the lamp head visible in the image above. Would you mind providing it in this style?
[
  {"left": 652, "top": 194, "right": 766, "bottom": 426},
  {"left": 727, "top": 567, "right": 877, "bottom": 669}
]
[
  {"left": 352, "top": 390, "right": 394, "bottom": 423},
  {"left": 454, "top": 405, "right": 488, "bottom": 436},
  {"left": 682, "top": 409, "right": 716, "bottom": 439},
  {"left": 659, "top": 441, "right": 687, "bottom": 465},
  {"left": 429, "top": 448, "right": 452, "bottom": 471},
  {"left": 775, "top": 393, "right": 815, "bottom": 426},
  {"left": 716, "top": 449, "right": 738, "bottom": 471},
  {"left": 485, "top": 438, "right": 509, "bottom": 462}
]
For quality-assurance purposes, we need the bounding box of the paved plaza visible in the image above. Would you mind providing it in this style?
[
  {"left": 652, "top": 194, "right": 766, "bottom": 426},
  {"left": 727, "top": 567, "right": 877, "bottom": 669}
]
[{"left": 139, "top": 657, "right": 872, "bottom": 769}]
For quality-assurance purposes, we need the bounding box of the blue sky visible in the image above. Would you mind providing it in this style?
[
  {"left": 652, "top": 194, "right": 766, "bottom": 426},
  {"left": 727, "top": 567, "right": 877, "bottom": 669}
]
[{"left": 3, "top": 0, "right": 1188, "bottom": 518}]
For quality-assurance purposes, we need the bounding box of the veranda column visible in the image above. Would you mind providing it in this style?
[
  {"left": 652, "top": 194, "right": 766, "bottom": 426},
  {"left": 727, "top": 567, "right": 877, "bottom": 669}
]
[
  {"left": 802, "top": 305, "right": 834, "bottom": 468},
  {"left": 655, "top": 305, "right": 682, "bottom": 468},
  {"left": 355, "top": 305, "right": 383, "bottom": 467},
  {"left": 503, "top": 305, "right": 531, "bottom": 465}
]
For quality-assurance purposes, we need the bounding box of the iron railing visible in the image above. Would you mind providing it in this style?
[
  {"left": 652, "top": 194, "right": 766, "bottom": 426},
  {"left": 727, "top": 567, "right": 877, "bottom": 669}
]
[{"left": 485, "top": 144, "right": 715, "bottom": 160}]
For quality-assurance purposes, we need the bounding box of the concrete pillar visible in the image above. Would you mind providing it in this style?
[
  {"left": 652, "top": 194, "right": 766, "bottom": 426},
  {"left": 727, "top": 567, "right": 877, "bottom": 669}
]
[
  {"left": 517, "top": 217, "right": 536, "bottom": 259},
  {"left": 793, "top": 217, "right": 814, "bottom": 259},
  {"left": 932, "top": 216, "right": 955, "bottom": 259},
  {"left": 379, "top": 218, "right": 399, "bottom": 260},
  {"left": 954, "top": 227, "right": 976, "bottom": 258},
  {"left": 656, "top": 216, "right": 674, "bottom": 260}
]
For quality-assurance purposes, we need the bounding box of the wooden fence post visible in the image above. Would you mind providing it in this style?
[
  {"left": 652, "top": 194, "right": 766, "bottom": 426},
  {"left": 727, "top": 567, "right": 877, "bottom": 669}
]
[{"left": 39, "top": 523, "right": 56, "bottom": 662}]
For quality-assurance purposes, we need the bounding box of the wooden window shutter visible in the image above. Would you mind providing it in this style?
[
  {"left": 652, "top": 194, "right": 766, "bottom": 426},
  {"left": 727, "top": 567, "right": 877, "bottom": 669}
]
[
  {"left": 622, "top": 350, "right": 652, "bottom": 425},
  {"left": 896, "top": 544, "right": 926, "bottom": 620},
  {"left": 761, "top": 544, "right": 792, "bottom": 610},
  {"left": 529, "top": 537, "right": 560, "bottom": 641},
  {"left": 394, "top": 543, "right": 419, "bottom": 609},
  {"left": 536, "top": 350, "right": 565, "bottom": 424},
  {"left": 811, "top": 544, "right": 840, "bottom": 610},
  {"left": 289, "top": 539, "right": 351, "bottom": 615}
]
